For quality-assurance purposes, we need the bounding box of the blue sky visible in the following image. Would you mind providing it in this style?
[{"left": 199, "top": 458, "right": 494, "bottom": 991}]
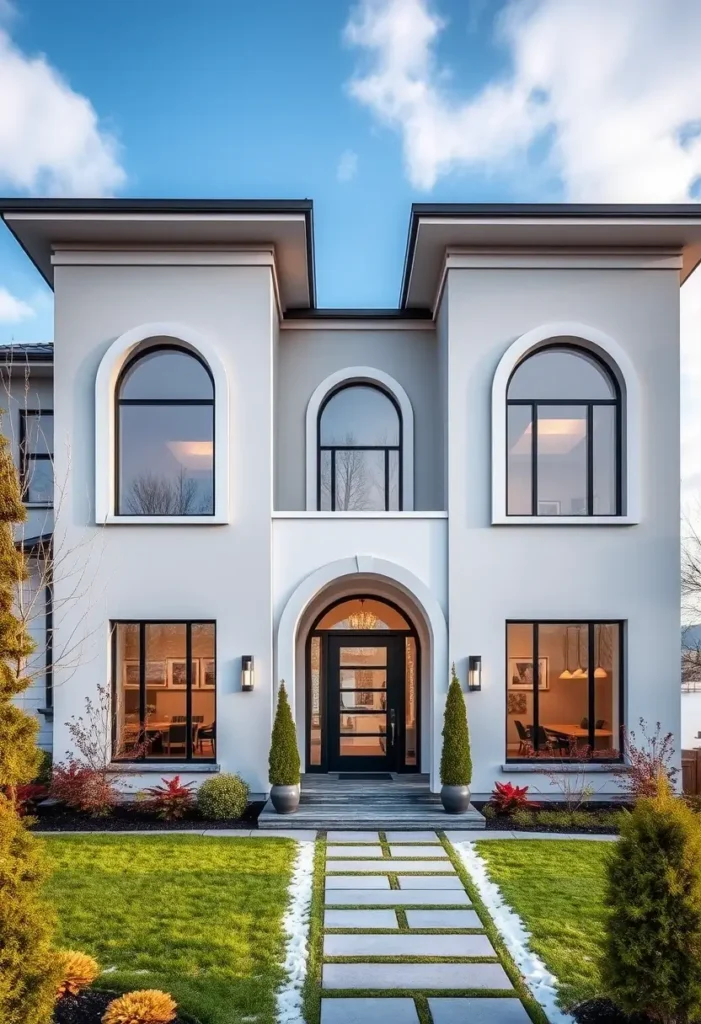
[{"left": 2, "top": 0, "right": 701, "bottom": 500}]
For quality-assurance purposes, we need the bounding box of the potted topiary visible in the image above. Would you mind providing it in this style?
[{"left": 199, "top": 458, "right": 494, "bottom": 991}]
[
  {"left": 268, "top": 682, "right": 301, "bottom": 814},
  {"left": 440, "top": 664, "right": 472, "bottom": 813}
]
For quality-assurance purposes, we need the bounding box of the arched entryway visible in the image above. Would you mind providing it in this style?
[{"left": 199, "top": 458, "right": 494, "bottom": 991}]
[{"left": 306, "top": 596, "right": 420, "bottom": 774}]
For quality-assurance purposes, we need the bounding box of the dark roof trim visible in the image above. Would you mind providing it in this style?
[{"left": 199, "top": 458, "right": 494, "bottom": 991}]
[
  {"left": 400, "top": 201, "right": 701, "bottom": 308},
  {"left": 283, "top": 307, "right": 431, "bottom": 321},
  {"left": 0, "top": 343, "right": 54, "bottom": 363},
  {"left": 0, "top": 198, "right": 316, "bottom": 307}
]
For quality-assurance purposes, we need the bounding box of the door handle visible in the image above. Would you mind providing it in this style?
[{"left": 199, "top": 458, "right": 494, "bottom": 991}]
[{"left": 389, "top": 708, "right": 396, "bottom": 746}]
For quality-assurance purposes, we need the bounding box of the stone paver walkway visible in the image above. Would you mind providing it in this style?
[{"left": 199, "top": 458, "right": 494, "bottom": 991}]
[{"left": 320, "top": 830, "right": 533, "bottom": 1024}]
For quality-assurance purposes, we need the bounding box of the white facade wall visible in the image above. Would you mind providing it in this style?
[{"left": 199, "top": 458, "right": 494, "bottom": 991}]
[{"left": 443, "top": 265, "right": 681, "bottom": 798}]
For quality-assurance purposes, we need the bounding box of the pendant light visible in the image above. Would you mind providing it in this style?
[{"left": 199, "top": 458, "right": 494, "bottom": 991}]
[
  {"left": 559, "top": 626, "right": 574, "bottom": 679},
  {"left": 594, "top": 625, "right": 608, "bottom": 679},
  {"left": 572, "top": 626, "right": 587, "bottom": 678}
]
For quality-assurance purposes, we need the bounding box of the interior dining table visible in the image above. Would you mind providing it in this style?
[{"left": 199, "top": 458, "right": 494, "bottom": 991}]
[{"left": 544, "top": 723, "right": 613, "bottom": 739}]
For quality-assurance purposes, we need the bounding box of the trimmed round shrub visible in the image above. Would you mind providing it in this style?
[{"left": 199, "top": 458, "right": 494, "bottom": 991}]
[
  {"left": 269, "top": 682, "right": 300, "bottom": 786},
  {"left": 197, "top": 773, "right": 249, "bottom": 821},
  {"left": 440, "top": 665, "right": 472, "bottom": 786},
  {"left": 602, "top": 782, "right": 701, "bottom": 1022},
  {"left": 102, "top": 989, "right": 177, "bottom": 1024}
]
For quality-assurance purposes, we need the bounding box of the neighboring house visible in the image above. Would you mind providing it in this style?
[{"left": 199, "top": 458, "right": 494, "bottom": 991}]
[{"left": 0, "top": 199, "right": 695, "bottom": 799}]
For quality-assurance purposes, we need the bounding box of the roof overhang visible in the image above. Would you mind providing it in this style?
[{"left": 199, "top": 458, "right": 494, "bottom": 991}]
[
  {"left": 0, "top": 199, "right": 315, "bottom": 311},
  {"left": 401, "top": 203, "right": 701, "bottom": 312}
]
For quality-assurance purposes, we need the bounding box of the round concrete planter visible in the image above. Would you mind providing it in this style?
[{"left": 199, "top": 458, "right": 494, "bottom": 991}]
[
  {"left": 270, "top": 783, "right": 300, "bottom": 814},
  {"left": 440, "top": 784, "right": 471, "bottom": 814}
]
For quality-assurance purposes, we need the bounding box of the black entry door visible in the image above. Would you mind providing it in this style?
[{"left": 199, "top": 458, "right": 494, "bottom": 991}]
[{"left": 327, "top": 634, "right": 405, "bottom": 772}]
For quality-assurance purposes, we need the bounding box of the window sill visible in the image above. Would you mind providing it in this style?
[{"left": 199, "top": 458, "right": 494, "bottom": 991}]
[
  {"left": 102, "top": 515, "right": 229, "bottom": 526},
  {"left": 274, "top": 511, "right": 448, "bottom": 519},
  {"left": 492, "top": 515, "right": 638, "bottom": 527},
  {"left": 502, "top": 762, "right": 623, "bottom": 773},
  {"left": 108, "top": 763, "right": 220, "bottom": 774}
]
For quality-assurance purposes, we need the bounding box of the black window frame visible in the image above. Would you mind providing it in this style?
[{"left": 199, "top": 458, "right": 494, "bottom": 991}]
[
  {"left": 317, "top": 382, "right": 403, "bottom": 512},
  {"left": 505, "top": 619, "right": 625, "bottom": 764},
  {"left": 506, "top": 344, "right": 622, "bottom": 517},
  {"left": 111, "top": 618, "right": 216, "bottom": 764},
  {"left": 115, "top": 344, "right": 215, "bottom": 517},
  {"left": 19, "top": 409, "right": 54, "bottom": 509}
]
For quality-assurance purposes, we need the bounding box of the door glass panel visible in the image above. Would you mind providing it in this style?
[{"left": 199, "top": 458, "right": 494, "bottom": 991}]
[
  {"left": 339, "top": 668, "right": 387, "bottom": 689},
  {"left": 340, "top": 713, "right": 386, "bottom": 734},
  {"left": 405, "top": 637, "right": 417, "bottom": 767},
  {"left": 310, "top": 636, "right": 321, "bottom": 766},
  {"left": 339, "top": 646, "right": 387, "bottom": 666},
  {"left": 341, "top": 690, "right": 386, "bottom": 710},
  {"left": 340, "top": 736, "right": 386, "bottom": 756},
  {"left": 317, "top": 598, "right": 409, "bottom": 630}
]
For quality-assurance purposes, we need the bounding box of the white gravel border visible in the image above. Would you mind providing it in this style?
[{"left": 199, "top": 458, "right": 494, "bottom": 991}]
[
  {"left": 276, "top": 839, "right": 315, "bottom": 1024},
  {"left": 452, "top": 840, "right": 576, "bottom": 1024}
]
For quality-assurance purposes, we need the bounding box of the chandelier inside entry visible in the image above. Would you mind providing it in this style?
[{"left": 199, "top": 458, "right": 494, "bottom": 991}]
[{"left": 348, "top": 599, "right": 378, "bottom": 630}]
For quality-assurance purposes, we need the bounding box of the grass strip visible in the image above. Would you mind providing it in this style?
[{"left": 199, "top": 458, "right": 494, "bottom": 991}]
[{"left": 301, "top": 837, "right": 326, "bottom": 1024}]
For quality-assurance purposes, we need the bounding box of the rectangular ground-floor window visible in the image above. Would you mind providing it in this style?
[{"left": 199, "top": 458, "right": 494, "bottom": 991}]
[
  {"left": 505, "top": 620, "right": 623, "bottom": 762},
  {"left": 112, "top": 620, "right": 216, "bottom": 762}
]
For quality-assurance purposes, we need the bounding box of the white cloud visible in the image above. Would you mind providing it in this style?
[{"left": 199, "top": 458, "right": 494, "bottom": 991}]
[
  {"left": 0, "top": 286, "right": 34, "bottom": 323},
  {"left": 337, "top": 149, "right": 359, "bottom": 182},
  {"left": 344, "top": 0, "right": 701, "bottom": 199},
  {"left": 0, "top": 26, "right": 126, "bottom": 196}
]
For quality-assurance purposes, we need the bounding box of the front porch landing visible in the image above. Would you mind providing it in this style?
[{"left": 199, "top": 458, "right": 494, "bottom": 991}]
[{"left": 258, "top": 774, "right": 485, "bottom": 830}]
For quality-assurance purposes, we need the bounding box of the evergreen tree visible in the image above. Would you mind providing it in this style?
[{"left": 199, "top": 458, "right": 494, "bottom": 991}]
[
  {"left": 440, "top": 665, "right": 472, "bottom": 786},
  {"left": 603, "top": 782, "right": 701, "bottom": 1022},
  {"left": 0, "top": 419, "right": 59, "bottom": 1023},
  {"left": 269, "top": 682, "right": 301, "bottom": 786}
]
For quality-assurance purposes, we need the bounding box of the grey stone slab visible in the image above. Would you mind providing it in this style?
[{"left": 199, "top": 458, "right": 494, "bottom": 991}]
[
  {"left": 323, "top": 962, "right": 513, "bottom": 990},
  {"left": 324, "top": 933, "right": 496, "bottom": 957},
  {"left": 327, "top": 859, "right": 455, "bottom": 873},
  {"left": 389, "top": 845, "right": 449, "bottom": 858},
  {"left": 445, "top": 830, "right": 520, "bottom": 843},
  {"left": 325, "top": 909, "right": 399, "bottom": 929},
  {"left": 385, "top": 831, "right": 439, "bottom": 842},
  {"left": 321, "top": 998, "right": 419, "bottom": 1024},
  {"left": 325, "top": 876, "right": 391, "bottom": 889},
  {"left": 327, "top": 831, "right": 380, "bottom": 842},
  {"left": 406, "top": 909, "right": 481, "bottom": 929},
  {"left": 253, "top": 829, "right": 318, "bottom": 840},
  {"left": 398, "top": 875, "right": 464, "bottom": 890},
  {"left": 327, "top": 845, "right": 384, "bottom": 858},
  {"left": 429, "top": 998, "right": 532, "bottom": 1023},
  {"left": 325, "top": 890, "right": 471, "bottom": 907}
]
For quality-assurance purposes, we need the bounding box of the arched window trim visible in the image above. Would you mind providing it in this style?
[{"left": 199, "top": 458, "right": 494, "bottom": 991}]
[
  {"left": 492, "top": 322, "right": 640, "bottom": 526},
  {"left": 305, "top": 367, "right": 415, "bottom": 512},
  {"left": 95, "top": 321, "right": 230, "bottom": 524},
  {"left": 115, "top": 343, "right": 216, "bottom": 517}
]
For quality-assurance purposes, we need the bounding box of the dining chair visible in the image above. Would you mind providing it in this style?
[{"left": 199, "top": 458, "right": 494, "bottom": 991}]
[
  {"left": 166, "top": 724, "right": 187, "bottom": 756},
  {"left": 514, "top": 720, "right": 532, "bottom": 755},
  {"left": 197, "top": 723, "right": 216, "bottom": 758},
  {"left": 595, "top": 719, "right": 606, "bottom": 729}
]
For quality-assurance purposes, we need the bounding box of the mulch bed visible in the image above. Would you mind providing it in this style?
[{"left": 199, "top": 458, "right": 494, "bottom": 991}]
[
  {"left": 572, "top": 998, "right": 653, "bottom": 1023},
  {"left": 32, "top": 800, "right": 264, "bottom": 832},
  {"left": 473, "top": 801, "right": 628, "bottom": 834},
  {"left": 54, "top": 991, "right": 197, "bottom": 1024}
]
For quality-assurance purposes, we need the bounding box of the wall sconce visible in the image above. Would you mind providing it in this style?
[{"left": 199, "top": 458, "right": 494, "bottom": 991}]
[
  {"left": 241, "top": 656, "right": 254, "bottom": 692},
  {"left": 468, "top": 655, "right": 482, "bottom": 692}
]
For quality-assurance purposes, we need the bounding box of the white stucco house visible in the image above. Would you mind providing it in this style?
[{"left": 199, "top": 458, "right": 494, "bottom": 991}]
[{"left": 0, "top": 199, "right": 696, "bottom": 801}]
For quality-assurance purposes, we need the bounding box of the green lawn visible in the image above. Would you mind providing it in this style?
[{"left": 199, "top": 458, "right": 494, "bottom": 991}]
[
  {"left": 43, "top": 835, "right": 295, "bottom": 1024},
  {"left": 477, "top": 840, "right": 611, "bottom": 1009}
]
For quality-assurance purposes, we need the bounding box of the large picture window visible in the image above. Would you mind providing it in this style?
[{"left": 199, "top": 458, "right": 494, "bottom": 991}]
[
  {"left": 112, "top": 620, "right": 216, "bottom": 762},
  {"left": 116, "top": 346, "right": 214, "bottom": 516},
  {"left": 317, "top": 383, "right": 402, "bottom": 511},
  {"left": 20, "top": 409, "right": 53, "bottom": 507},
  {"left": 506, "top": 346, "right": 620, "bottom": 516},
  {"left": 505, "top": 620, "right": 623, "bottom": 762}
]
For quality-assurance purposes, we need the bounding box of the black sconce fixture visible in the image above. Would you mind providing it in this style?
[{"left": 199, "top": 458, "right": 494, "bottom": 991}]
[
  {"left": 241, "top": 655, "right": 254, "bottom": 692},
  {"left": 468, "top": 655, "right": 482, "bottom": 692}
]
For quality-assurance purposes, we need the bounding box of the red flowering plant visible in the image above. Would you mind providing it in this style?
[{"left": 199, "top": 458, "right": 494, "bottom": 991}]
[
  {"left": 489, "top": 781, "right": 539, "bottom": 815},
  {"left": 12, "top": 783, "right": 48, "bottom": 816},
  {"left": 618, "top": 719, "right": 678, "bottom": 798},
  {"left": 145, "top": 776, "right": 195, "bottom": 820}
]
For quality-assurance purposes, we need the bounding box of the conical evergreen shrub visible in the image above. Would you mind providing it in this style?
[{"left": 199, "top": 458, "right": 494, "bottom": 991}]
[
  {"left": 602, "top": 781, "right": 701, "bottom": 1022},
  {"left": 0, "top": 418, "right": 59, "bottom": 1023},
  {"left": 440, "top": 665, "right": 472, "bottom": 786},
  {"left": 268, "top": 682, "right": 300, "bottom": 786}
]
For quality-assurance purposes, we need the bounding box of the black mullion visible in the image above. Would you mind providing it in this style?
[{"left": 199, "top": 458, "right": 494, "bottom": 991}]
[
  {"left": 384, "top": 450, "right": 389, "bottom": 511},
  {"left": 319, "top": 445, "right": 400, "bottom": 452},
  {"left": 618, "top": 623, "right": 625, "bottom": 756},
  {"left": 186, "top": 624, "right": 193, "bottom": 760},
  {"left": 118, "top": 399, "right": 213, "bottom": 407},
  {"left": 533, "top": 624, "right": 540, "bottom": 751},
  {"left": 586, "top": 405, "right": 594, "bottom": 515},
  {"left": 588, "top": 624, "right": 596, "bottom": 753},
  {"left": 110, "top": 625, "right": 117, "bottom": 758},
  {"left": 139, "top": 623, "right": 146, "bottom": 754},
  {"left": 532, "top": 404, "right": 538, "bottom": 516},
  {"left": 331, "top": 449, "right": 336, "bottom": 509},
  {"left": 508, "top": 399, "right": 617, "bottom": 406},
  {"left": 615, "top": 403, "right": 622, "bottom": 515}
]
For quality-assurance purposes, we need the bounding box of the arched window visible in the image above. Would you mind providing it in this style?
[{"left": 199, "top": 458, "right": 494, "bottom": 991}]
[
  {"left": 317, "top": 383, "right": 402, "bottom": 511},
  {"left": 506, "top": 345, "right": 620, "bottom": 516},
  {"left": 116, "top": 346, "right": 215, "bottom": 516}
]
